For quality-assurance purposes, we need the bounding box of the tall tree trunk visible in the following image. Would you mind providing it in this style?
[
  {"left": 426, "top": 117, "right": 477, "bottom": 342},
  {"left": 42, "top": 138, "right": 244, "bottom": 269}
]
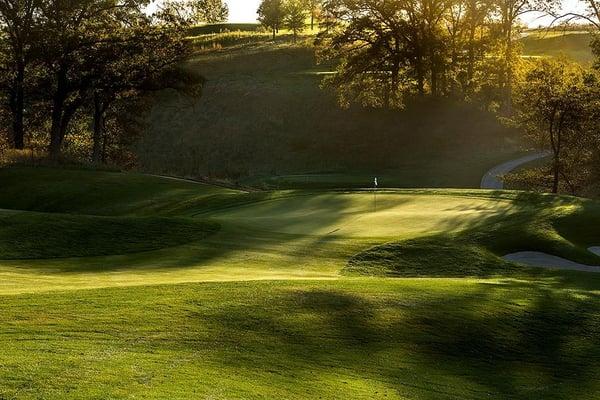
[
  {"left": 9, "top": 59, "right": 26, "bottom": 149},
  {"left": 466, "top": 26, "right": 476, "bottom": 93},
  {"left": 415, "top": 53, "right": 425, "bottom": 96},
  {"left": 101, "top": 127, "right": 108, "bottom": 163},
  {"left": 552, "top": 157, "right": 560, "bottom": 194},
  {"left": 48, "top": 69, "right": 82, "bottom": 159},
  {"left": 92, "top": 93, "right": 105, "bottom": 163},
  {"left": 504, "top": 22, "right": 514, "bottom": 111},
  {"left": 430, "top": 64, "right": 438, "bottom": 96},
  {"left": 548, "top": 110, "right": 560, "bottom": 193},
  {"left": 49, "top": 91, "right": 66, "bottom": 159}
]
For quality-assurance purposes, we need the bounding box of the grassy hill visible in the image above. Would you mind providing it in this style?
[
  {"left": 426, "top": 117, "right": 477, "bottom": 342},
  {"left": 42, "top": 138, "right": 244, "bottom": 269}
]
[
  {"left": 1, "top": 166, "right": 599, "bottom": 399},
  {"left": 136, "top": 37, "right": 522, "bottom": 189},
  {"left": 135, "top": 28, "right": 598, "bottom": 190},
  {"left": 521, "top": 30, "right": 595, "bottom": 63}
]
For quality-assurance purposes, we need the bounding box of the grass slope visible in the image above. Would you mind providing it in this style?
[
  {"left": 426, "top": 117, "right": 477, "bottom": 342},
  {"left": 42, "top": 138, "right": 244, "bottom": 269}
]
[
  {"left": 1, "top": 167, "right": 600, "bottom": 399},
  {"left": 521, "top": 31, "right": 594, "bottom": 64},
  {"left": 347, "top": 192, "right": 600, "bottom": 277},
  {"left": 0, "top": 166, "right": 241, "bottom": 216},
  {"left": 138, "top": 39, "right": 521, "bottom": 188},
  {"left": 0, "top": 211, "right": 218, "bottom": 259}
]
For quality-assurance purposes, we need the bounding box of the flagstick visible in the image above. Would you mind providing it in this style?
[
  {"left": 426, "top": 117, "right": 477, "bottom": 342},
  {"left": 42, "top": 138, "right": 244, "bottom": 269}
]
[
  {"left": 373, "top": 177, "right": 378, "bottom": 213},
  {"left": 374, "top": 190, "right": 377, "bottom": 212}
]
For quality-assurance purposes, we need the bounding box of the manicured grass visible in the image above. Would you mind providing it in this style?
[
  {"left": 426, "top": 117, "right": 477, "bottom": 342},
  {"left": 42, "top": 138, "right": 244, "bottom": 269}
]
[
  {"left": 0, "top": 166, "right": 241, "bottom": 216},
  {"left": 348, "top": 192, "right": 600, "bottom": 277},
  {"left": 0, "top": 210, "right": 218, "bottom": 259},
  {"left": 1, "top": 279, "right": 599, "bottom": 399},
  {"left": 210, "top": 191, "right": 518, "bottom": 238},
  {"left": 2, "top": 167, "right": 600, "bottom": 399}
]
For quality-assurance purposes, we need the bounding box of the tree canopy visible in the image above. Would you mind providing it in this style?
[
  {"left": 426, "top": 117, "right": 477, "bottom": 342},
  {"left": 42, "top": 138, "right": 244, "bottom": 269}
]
[{"left": 0, "top": 0, "right": 202, "bottom": 160}]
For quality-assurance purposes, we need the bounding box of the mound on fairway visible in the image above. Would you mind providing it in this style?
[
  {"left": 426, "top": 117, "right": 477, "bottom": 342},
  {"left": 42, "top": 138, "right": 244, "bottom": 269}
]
[
  {"left": 0, "top": 210, "right": 218, "bottom": 260},
  {"left": 346, "top": 192, "right": 600, "bottom": 277},
  {"left": 0, "top": 166, "right": 241, "bottom": 216}
]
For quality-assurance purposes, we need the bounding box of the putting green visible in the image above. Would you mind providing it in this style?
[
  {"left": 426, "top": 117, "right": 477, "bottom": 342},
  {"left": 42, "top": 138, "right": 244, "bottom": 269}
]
[{"left": 211, "top": 192, "right": 516, "bottom": 238}]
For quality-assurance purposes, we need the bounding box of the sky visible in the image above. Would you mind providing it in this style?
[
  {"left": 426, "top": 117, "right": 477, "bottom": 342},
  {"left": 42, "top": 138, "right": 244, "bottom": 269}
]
[
  {"left": 226, "top": 0, "right": 260, "bottom": 23},
  {"left": 225, "top": 0, "right": 587, "bottom": 26}
]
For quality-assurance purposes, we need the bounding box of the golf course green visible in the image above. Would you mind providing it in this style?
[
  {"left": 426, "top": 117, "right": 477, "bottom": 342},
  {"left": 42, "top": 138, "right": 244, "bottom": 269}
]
[{"left": 1, "top": 166, "right": 599, "bottom": 399}]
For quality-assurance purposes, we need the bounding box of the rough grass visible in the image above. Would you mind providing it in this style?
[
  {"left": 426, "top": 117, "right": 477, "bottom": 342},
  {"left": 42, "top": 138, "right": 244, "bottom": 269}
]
[
  {"left": 521, "top": 30, "right": 594, "bottom": 63},
  {"left": 139, "top": 28, "right": 596, "bottom": 188},
  {"left": 138, "top": 38, "right": 521, "bottom": 188},
  {"left": 188, "top": 23, "right": 262, "bottom": 36}
]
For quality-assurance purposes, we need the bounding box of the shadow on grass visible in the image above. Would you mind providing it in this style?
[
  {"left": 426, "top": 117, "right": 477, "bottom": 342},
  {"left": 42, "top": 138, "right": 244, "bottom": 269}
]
[
  {"left": 346, "top": 191, "right": 600, "bottom": 278},
  {"left": 8, "top": 191, "right": 408, "bottom": 273},
  {"left": 192, "top": 281, "right": 600, "bottom": 399}
]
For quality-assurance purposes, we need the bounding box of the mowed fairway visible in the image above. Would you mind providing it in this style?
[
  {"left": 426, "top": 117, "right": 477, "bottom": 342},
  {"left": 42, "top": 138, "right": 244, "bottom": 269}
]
[{"left": 1, "top": 167, "right": 600, "bottom": 399}]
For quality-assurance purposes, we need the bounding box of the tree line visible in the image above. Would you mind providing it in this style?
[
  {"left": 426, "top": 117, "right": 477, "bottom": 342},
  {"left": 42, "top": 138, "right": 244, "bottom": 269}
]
[
  {"left": 296, "top": 0, "right": 600, "bottom": 195},
  {"left": 0, "top": 0, "right": 229, "bottom": 162},
  {"left": 312, "top": 0, "right": 563, "bottom": 109},
  {"left": 257, "top": 0, "right": 321, "bottom": 40}
]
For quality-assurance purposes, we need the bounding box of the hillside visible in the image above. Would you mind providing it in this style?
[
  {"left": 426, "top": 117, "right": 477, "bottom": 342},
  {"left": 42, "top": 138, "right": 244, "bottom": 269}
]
[
  {"left": 522, "top": 30, "right": 595, "bottom": 63},
  {"left": 136, "top": 38, "right": 522, "bottom": 189}
]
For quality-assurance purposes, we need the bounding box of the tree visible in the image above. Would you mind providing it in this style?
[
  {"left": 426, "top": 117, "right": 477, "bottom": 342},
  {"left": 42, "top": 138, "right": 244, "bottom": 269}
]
[
  {"left": 552, "top": 0, "right": 600, "bottom": 28},
  {"left": 511, "top": 58, "right": 600, "bottom": 194},
  {"left": 191, "top": 0, "right": 228, "bottom": 24},
  {"left": 491, "top": 0, "right": 558, "bottom": 109},
  {"left": 0, "top": 0, "right": 198, "bottom": 162},
  {"left": 284, "top": 0, "right": 307, "bottom": 42},
  {"left": 27, "top": 0, "right": 196, "bottom": 159},
  {"left": 258, "top": 0, "right": 284, "bottom": 39},
  {"left": 86, "top": 17, "right": 198, "bottom": 163},
  {"left": 0, "top": 0, "right": 42, "bottom": 149},
  {"left": 303, "top": 0, "right": 321, "bottom": 30},
  {"left": 32, "top": 0, "right": 149, "bottom": 158},
  {"left": 317, "top": 0, "right": 497, "bottom": 108}
]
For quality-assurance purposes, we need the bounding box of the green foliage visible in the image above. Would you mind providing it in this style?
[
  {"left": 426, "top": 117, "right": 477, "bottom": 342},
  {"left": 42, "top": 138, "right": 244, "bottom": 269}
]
[
  {"left": 283, "top": 0, "right": 307, "bottom": 41},
  {"left": 316, "top": 0, "right": 533, "bottom": 109},
  {"left": 257, "top": 0, "right": 285, "bottom": 38},
  {"left": 189, "top": 0, "right": 229, "bottom": 24},
  {"left": 0, "top": 0, "right": 195, "bottom": 161},
  {"left": 511, "top": 58, "right": 600, "bottom": 194}
]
